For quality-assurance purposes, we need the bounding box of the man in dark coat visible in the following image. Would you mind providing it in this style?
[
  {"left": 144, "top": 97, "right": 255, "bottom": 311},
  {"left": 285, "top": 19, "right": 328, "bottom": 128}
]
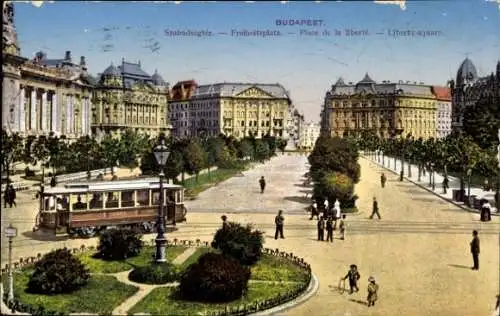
[
  {"left": 7, "top": 185, "right": 16, "bottom": 208},
  {"left": 274, "top": 210, "right": 284, "bottom": 239},
  {"left": 470, "top": 230, "right": 480, "bottom": 270},
  {"left": 343, "top": 264, "right": 361, "bottom": 294},
  {"left": 326, "top": 216, "right": 334, "bottom": 242},
  {"left": 380, "top": 173, "right": 386, "bottom": 188},
  {"left": 221, "top": 215, "right": 228, "bottom": 230},
  {"left": 317, "top": 216, "right": 325, "bottom": 241},
  {"left": 259, "top": 176, "right": 266, "bottom": 194},
  {"left": 369, "top": 197, "right": 381, "bottom": 219}
]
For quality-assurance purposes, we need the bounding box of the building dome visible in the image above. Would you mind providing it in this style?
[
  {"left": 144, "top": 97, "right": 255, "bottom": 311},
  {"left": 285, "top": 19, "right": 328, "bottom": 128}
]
[
  {"left": 456, "top": 58, "right": 478, "bottom": 86},
  {"left": 102, "top": 63, "right": 121, "bottom": 77},
  {"left": 152, "top": 69, "right": 166, "bottom": 86}
]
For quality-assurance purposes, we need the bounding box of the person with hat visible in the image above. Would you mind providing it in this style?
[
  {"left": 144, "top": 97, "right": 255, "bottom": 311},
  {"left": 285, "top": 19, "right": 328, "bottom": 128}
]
[
  {"left": 221, "top": 215, "right": 228, "bottom": 230},
  {"left": 380, "top": 173, "right": 387, "bottom": 188},
  {"left": 317, "top": 216, "right": 325, "bottom": 241},
  {"left": 470, "top": 230, "right": 480, "bottom": 270},
  {"left": 259, "top": 176, "right": 266, "bottom": 194},
  {"left": 343, "top": 264, "right": 361, "bottom": 294},
  {"left": 367, "top": 276, "right": 379, "bottom": 307},
  {"left": 369, "top": 197, "right": 381, "bottom": 220},
  {"left": 325, "top": 216, "right": 334, "bottom": 242}
]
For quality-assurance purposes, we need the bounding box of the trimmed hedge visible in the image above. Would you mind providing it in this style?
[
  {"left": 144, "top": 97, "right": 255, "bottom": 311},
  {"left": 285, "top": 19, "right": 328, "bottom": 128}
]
[
  {"left": 128, "top": 263, "right": 180, "bottom": 284},
  {"left": 97, "top": 228, "right": 143, "bottom": 260}
]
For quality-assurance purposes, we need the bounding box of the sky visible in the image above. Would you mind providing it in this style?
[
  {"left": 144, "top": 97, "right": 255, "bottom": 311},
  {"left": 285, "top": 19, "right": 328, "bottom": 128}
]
[{"left": 12, "top": 0, "right": 500, "bottom": 123}]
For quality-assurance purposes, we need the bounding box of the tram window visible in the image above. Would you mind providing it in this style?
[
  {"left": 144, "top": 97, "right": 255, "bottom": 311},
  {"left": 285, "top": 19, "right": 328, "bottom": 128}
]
[
  {"left": 167, "top": 191, "right": 175, "bottom": 203},
  {"left": 136, "top": 189, "right": 149, "bottom": 206},
  {"left": 152, "top": 189, "right": 160, "bottom": 205},
  {"left": 106, "top": 192, "right": 119, "bottom": 208},
  {"left": 72, "top": 194, "right": 88, "bottom": 211},
  {"left": 56, "top": 196, "right": 69, "bottom": 211},
  {"left": 44, "top": 195, "right": 56, "bottom": 211},
  {"left": 90, "top": 193, "right": 103, "bottom": 209},
  {"left": 121, "top": 190, "right": 135, "bottom": 207}
]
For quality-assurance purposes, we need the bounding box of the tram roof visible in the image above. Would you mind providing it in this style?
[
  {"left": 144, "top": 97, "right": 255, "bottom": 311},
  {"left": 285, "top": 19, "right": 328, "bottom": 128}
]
[{"left": 42, "top": 179, "right": 184, "bottom": 195}]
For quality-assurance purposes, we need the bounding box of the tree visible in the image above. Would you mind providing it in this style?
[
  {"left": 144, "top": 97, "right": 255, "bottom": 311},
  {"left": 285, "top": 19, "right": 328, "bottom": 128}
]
[
  {"left": 32, "top": 135, "right": 51, "bottom": 181},
  {"left": 236, "top": 139, "right": 253, "bottom": 159},
  {"left": 22, "top": 135, "right": 37, "bottom": 166},
  {"left": 276, "top": 138, "right": 288, "bottom": 154},
  {"left": 100, "top": 135, "right": 121, "bottom": 174},
  {"left": 262, "top": 133, "right": 277, "bottom": 156},
  {"left": 0, "top": 129, "right": 24, "bottom": 182},
  {"left": 314, "top": 171, "right": 355, "bottom": 204},
  {"left": 254, "top": 139, "right": 270, "bottom": 162},
  {"left": 164, "top": 150, "right": 184, "bottom": 182},
  {"left": 462, "top": 88, "right": 500, "bottom": 150},
  {"left": 183, "top": 140, "right": 206, "bottom": 182}
]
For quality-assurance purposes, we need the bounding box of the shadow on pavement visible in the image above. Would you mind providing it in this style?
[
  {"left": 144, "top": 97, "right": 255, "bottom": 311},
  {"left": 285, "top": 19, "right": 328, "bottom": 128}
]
[
  {"left": 283, "top": 196, "right": 311, "bottom": 204},
  {"left": 448, "top": 264, "right": 471, "bottom": 269},
  {"left": 348, "top": 299, "right": 368, "bottom": 306},
  {"left": 22, "top": 230, "right": 70, "bottom": 242}
]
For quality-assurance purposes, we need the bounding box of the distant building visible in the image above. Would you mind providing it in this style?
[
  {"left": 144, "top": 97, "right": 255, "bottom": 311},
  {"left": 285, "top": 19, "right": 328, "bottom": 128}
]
[
  {"left": 2, "top": 1, "right": 92, "bottom": 139},
  {"left": 168, "top": 82, "right": 291, "bottom": 139},
  {"left": 432, "top": 86, "right": 452, "bottom": 138},
  {"left": 285, "top": 104, "right": 304, "bottom": 148},
  {"left": 449, "top": 58, "right": 500, "bottom": 132},
  {"left": 92, "top": 59, "right": 170, "bottom": 137},
  {"left": 168, "top": 80, "right": 198, "bottom": 138},
  {"left": 298, "top": 122, "right": 320, "bottom": 150},
  {"left": 323, "top": 74, "right": 437, "bottom": 139}
]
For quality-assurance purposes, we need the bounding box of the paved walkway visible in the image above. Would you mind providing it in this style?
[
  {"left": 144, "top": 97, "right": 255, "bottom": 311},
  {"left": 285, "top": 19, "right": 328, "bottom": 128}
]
[
  {"left": 366, "top": 153, "right": 498, "bottom": 212},
  {"left": 2, "top": 154, "right": 500, "bottom": 315}
]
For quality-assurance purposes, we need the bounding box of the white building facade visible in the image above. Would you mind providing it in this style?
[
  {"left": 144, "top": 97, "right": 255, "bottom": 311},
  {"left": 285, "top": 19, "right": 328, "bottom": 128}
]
[{"left": 298, "top": 122, "right": 320, "bottom": 150}]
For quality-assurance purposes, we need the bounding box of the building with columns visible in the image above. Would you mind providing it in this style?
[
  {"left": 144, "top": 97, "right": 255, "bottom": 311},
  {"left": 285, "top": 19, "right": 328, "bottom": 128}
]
[
  {"left": 432, "top": 86, "right": 452, "bottom": 138},
  {"left": 168, "top": 82, "right": 291, "bottom": 139},
  {"left": 91, "top": 60, "right": 171, "bottom": 138},
  {"left": 169, "top": 80, "right": 198, "bottom": 138},
  {"left": 322, "top": 74, "right": 437, "bottom": 139},
  {"left": 449, "top": 58, "right": 500, "bottom": 132},
  {"left": 2, "top": 1, "right": 92, "bottom": 139}
]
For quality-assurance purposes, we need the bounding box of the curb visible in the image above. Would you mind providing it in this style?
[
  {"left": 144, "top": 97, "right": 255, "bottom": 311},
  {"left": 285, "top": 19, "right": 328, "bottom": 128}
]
[
  {"left": 250, "top": 273, "right": 319, "bottom": 316},
  {"left": 363, "top": 157, "right": 499, "bottom": 217}
]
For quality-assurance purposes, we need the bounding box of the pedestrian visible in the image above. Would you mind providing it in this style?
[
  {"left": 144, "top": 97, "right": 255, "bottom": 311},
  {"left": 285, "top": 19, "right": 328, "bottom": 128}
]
[
  {"left": 343, "top": 264, "right": 361, "bottom": 294},
  {"left": 367, "top": 276, "right": 379, "bottom": 307},
  {"left": 317, "top": 216, "right": 325, "bottom": 241},
  {"left": 50, "top": 176, "right": 57, "bottom": 187},
  {"left": 221, "top": 215, "right": 228, "bottom": 230},
  {"left": 380, "top": 173, "right": 386, "bottom": 188},
  {"left": 274, "top": 210, "right": 285, "bottom": 239},
  {"left": 3, "top": 186, "right": 11, "bottom": 208},
  {"left": 369, "top": 197, "right": 381, "bottom": 220},
  {"left": 259, "top": 176, "right": 266, "bottom": 194},
  {"left": 339, "top": 214, "right": 346, "bottom": 240},
  {"left": 309, "top": 202, "right": 319, "bottom": 220},
  {"left": 484, "top": 179, "right": 490, "bottom": 191},
  {"left": 324, "top": 198, "right": 329, "bottom": 215},
  {"left": 333, "top": 200, "right": 342, "bottom": 230},
  {"left": 480, "top": 200, "right": 492, "bottom": 222},
  {"left": 7, "top": 184, "right": 16, "bottom": 208},
  {"left": 442, "top": 176, "right": 449, "bottom": 194},
  {"left": 470, "top": 230, "right": 480, "bottom": 270},
  {"left": 326, "top": 216, "right": 334, "bottom": 242}
]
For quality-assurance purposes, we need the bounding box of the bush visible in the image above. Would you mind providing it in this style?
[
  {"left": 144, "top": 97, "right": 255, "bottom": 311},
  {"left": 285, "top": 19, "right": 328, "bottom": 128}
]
[
  {"left": 27, "top": 248, "right": 90, "bottom": 294},
  {"left": 211, "top": 222, "right": 264, "bottom": 266},
  {"left": 128, "top": 263, "right": 180, "bottom": 284},
  {"left": 178, "top": 253, "right": 251, "bottom": 302},
  {"left": 97, "top": 228, "right": 143, "bottom": 260}
]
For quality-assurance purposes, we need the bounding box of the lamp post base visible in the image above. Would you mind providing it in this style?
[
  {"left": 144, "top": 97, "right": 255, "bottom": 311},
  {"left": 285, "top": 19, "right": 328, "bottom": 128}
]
[{"left": 155, "top": 236, "right": 167, "bottom": 263}]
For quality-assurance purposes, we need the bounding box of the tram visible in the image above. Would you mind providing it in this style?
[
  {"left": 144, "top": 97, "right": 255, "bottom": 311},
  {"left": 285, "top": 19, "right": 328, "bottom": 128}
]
[{"left": 34, "top": 178, "right": 187, "bottom": 237}]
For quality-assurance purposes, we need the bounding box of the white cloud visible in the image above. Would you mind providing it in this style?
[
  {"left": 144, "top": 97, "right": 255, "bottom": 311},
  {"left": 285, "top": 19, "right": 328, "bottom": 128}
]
[{"left": 374, "top": 0, "right": 406, "bottom": 10}]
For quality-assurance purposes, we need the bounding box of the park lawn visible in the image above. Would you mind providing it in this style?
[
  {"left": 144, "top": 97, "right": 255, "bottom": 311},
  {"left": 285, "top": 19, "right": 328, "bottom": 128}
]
[
  {"left": 128, "top": 281, "right": 303, "bottom": 315},
  {"left": 5, "top": 270, "right": 138, "bottom": 314},
  {"left": 77, "top": 245, "right": 188, "bottom": 273},
  {"left": 183, "top": 167, "right": 246, "bottom": 196},
  {"left": 251, "top": 254, "right": 310, "bottom": 283}
]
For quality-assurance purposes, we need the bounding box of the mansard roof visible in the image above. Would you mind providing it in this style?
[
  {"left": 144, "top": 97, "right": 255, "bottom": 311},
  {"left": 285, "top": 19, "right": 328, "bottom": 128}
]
[{"left": 191, "top": 83, "right": 290, "bottom": 99}]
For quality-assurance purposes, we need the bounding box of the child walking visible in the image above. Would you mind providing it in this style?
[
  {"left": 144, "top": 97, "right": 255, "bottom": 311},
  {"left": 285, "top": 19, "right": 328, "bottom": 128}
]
[
  {"left": 339, "top": 214, "right": 346, "bottom": 240},
  {"left": 343, "top": 264, "right": 361, "bottom": 294},
  {"left": 367, "top": 276, "right": 379, "bottom": 307}
]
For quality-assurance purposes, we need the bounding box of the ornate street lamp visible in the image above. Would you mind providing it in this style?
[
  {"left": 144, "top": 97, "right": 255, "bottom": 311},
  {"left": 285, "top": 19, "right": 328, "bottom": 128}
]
[
  {"left": 5, "top": 223, "right": 17, "bottom": 302},
  {"left": 467, "top": 168, "right": 472, "bottom": 206},
  {"left": 431, "top": 162, "right": 436, "bottom": 190},
  {"left": 152, "top": 137, "right": 170, "bottom": 263}
]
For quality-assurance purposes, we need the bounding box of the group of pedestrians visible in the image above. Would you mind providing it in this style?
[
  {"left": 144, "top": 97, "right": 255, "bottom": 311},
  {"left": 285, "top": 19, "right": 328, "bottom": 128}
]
[
  {"left": 3, "top": 184, "right": 17, "bottom": 208},
  {"left": 342, "top": 264, "right": 379, "bottom": 307}
]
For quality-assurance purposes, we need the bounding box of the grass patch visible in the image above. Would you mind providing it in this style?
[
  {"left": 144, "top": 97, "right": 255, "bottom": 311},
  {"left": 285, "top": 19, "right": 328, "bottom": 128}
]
[
  {"left": 177, "top": 247, "right": 213, "bottom": 271},
  {"left": 251, "top": 254, "right": 310, "bottom": 283},
  {"left": 129, "top": 281, "right": 303, "bottom": 315},
  {"left": 183, "top": 167, "right": 247, "bottom": 197},
  {"left": 4, "top": 270, "right": 137, "bottom": 314},
  {"left": 77, "top": 245, "right": 187, "bottom": 273}
]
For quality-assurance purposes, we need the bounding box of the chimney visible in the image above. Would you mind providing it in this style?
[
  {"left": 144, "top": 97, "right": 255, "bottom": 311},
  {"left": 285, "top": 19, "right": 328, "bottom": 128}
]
[
  {"left": 65, "top": 50, "right": 71, "bottom": 61},
  {"left": 80, "top": 56, "right": 86, "bottom": 66}
]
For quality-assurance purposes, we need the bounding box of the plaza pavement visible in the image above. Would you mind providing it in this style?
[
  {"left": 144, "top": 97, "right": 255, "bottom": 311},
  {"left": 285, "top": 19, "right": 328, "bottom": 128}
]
[{"left": 1, "top": 154, "right": 499, "bottom": 316}]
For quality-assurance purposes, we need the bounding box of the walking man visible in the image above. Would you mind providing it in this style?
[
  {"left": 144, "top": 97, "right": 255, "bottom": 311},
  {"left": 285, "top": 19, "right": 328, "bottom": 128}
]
[
  {"left": 380, "top": 173, "right": 387, "bottom": 188},
  {"left": 343, "top": 264, "right": 361, "bottom": 294},
  {"left": 275, "top": 210, "right": 285, "bottom": 239},
  {"left": 7, "top": 185, "right": 16, "bottom": 208},
  {"left": 470, "top": 230, "right": 480, "bottom": 270},
  {"left": 3, "top": 186, "right": 11, "bottom": 208},
  {"left": 259, "top": 176, "right": 266, "bottom": 194},
  {"left": 309, "top": 202, "right": 319, "bottom": 220},
  {"left": 326, "top": 216, "right": 334, "bottom": 242},
  {"left": 369, "top": 197, "right": 381, "bottom": 220},
  {"left": 442, "top": 176, "right": 449, "bottom": 194},
  {"left": 339, "top": 214, "right": 346, "bottom": 240},
  {"left": 317, "top": 216, "right": 325, "bottom": 241},
  {"left": 367, "top": 276, "right": 379, "bottom": 307}
]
